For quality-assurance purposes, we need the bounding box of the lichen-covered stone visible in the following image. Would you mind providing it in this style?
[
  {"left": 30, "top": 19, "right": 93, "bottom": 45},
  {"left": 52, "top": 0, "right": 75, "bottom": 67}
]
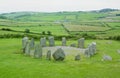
[
  {"left": 22, "top": 37, "right": 29, "bottom": 53},
  {"left": 75, "top": 54, "right": 80, "bottom": 61},
  {"left": 46, "top": 50, "right": 51, "bottom": 60},
  {"left": 52, "top": 48, "right": 65, "bottom": 61},
  {"left": 102, "top": 55, "right": 112, "bottom": 61},
  {"left": 78, "top": 38, "right": 84, "bottom": 48},
  {"left": 70, "top": 43, "right": 76, "bottom": 47},
  {"left": 29, "top": 38, "right": 35, "bottom": 49},
  {"left": 40, "top": 37, "right": 46, "bottom": 47},
  {"left": 84, "top": 48, "right": 91, "bottom": 57},
  {"left": 25, "top": 42, "right": 30, "bottom": 55},
  {"left": 48, "top": 36, "right": 55, "bottom": 46},
  {"left": 62, "top": 37, "right": 66, "bottom": 46},
  {"left": 34, "top": 44, "right": 42, "bottom": 58}
]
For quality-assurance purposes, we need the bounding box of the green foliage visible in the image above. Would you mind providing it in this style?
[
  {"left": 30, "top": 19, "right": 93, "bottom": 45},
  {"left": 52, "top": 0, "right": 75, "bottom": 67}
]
[
  {"left": 25, "top": 29, "right": 30, "bottom": 33},
  {"left": 0, "top": 15, "right": 7, "bottom": 19},
  {"left": 47, "top": 31, "right": 52, "bottom": 35}
]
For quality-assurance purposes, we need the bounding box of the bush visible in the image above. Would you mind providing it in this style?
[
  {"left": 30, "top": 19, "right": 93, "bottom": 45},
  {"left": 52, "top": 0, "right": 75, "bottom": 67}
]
[
  {"left": 42, "top": 31, "right": 46, "bottom": 35},
  {"left": 1, "top": 28, "right": 12, "bottom": 31},
  {"left": 47, "top": 31, "right": 52, "bottom": 35},
  {"left": 25, "top": 29, "right": 30, "bottom": 33}
]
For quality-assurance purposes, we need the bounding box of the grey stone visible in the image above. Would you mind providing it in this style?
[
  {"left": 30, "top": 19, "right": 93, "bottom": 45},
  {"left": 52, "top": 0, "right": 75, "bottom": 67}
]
[
  {"left": 25, "top": 42, "right": 30, "bottom": 55},
  {"left": 62, "top": 37, "right": 66, "bottom": 46},
  {"left": 88, "top": 42, "right": 96, "bottom": 56},
  {"left": 46, "top": 50, "right": 51, "bottom": 60},
  {"left": 84, "top": 48, "right": 91, "bottom": 57},
  {"left": 102, "top": 55, "right": 112, "bottom": 61},
  {"left": 78, "top": 38, "right": 84, "bottom": 48},
  {"left": 117, "top": 50, "right": 120, "bottom": 54},
  {"left": 88, "top": 44, "right": 94, "bottom": 56},
  {"left": 22, "top": 37, "right": 29, "bottom": 53},
  {"left": 40, "top": 37, "right": 46, "bottom": 47},
  {"left": 34, "top": 44, "right": 42, "bottom": 58},
  {"left": 48, "top": 36, "right": 55, "bottom": 46},
  {"left": 70, "top": 43, "right": 76, "bottom": 47},
  {"left": 29, "top": 38, "right": 35, "bottom": 49},
  {"left": 75, "top": 54, "right": 80, "bottom": 61},
  {"left": 91, "top": 42, "right": 96, "bottom": 54},
  {"left": 52, "top": 48, "right": 65, "bottom": 61}
]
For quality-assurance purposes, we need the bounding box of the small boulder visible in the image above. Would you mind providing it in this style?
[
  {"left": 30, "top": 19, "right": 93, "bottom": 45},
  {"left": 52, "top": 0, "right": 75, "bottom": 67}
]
[
  {"left": 52, "top": 48, "right": 65, "bottom": 61},
  {"left": 102, "top": 55, "right": 112, "bottom": 61},
  {"left": 75, "top": 54, "right": 80, "bottom": 61}
]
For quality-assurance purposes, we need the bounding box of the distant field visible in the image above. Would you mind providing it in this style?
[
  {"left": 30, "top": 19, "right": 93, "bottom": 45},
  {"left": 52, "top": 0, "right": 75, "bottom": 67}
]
[
  {"left": 0, "top": 21, "right": 68, "bottom": 36},
  {"left": 64, "top": 24, "right": 111, "bottom": 32}
]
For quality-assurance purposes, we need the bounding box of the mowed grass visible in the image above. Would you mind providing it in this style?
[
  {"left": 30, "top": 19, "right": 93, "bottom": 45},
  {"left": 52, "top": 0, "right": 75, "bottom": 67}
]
[
  {"left": 64, "top": 24, "right": 111, "bottom": 32},
  {"left": 0, "top": 38, "right": 120, "bottom": 78}
]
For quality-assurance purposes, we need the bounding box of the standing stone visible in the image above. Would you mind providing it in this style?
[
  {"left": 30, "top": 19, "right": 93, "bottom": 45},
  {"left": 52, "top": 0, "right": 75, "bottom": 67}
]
[
  {"left": 22, "top": 36, "right": 29, "bottom": 53},
  {"left": 62, "top": 37, "right": 66, "bottom": 46},
  {"left": 88, "top": 44, "right": 94, "bottom": 56},
  {"left": 29, "top": 38, "right": 35, "bottom": 49},
  {"left": 29, "top": 38, "right": 35, "bottom": 57},
  {"left": 52, "top": 48, "right": 65, "bottom": 61},
  {"left": 40, "top": 37, "right": 46, "bottom": 47},
  {"left": 46, "top": 50, "right": 51, "bottom": 60},
  {"left": 117, "top": 50, "right": 120, "bottom": 54},
  {"left": 84, "top": 48, "right": 91, "bottom": 57},
  {"left": 78, "top": 38, "right": 84, "bottom": 48},
  {"left": 48, "top": 36, "right": 55, "bottom": 46},
  {"left": 102, "top": 55, "right": 112, "bottom": 61},
  {"left": 91, "top": 42, "right": 96, "bottom": 54},
  {"left": 88, "top": 42, "right": 97, "bottom": 56},
  {"left": 25, "top": 42, "right": 30, "bottom": 56},
  {"left": 34, "top": 44, "right": 42, "bottom": 58},
  {"left": 70, "top": 43, "right": 76, "bottom": 47},
  {"left": 75, "top": 54, "right": 80, "bottom": 61}
]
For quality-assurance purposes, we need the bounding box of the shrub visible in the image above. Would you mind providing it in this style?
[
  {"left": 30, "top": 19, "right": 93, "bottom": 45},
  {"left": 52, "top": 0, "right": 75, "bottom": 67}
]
[
  {"left": 42, "top": 31, "right": 46, "bottom": 35},
  {"left": 47, "top": 31, "right": 52, "bottom": 35},
  {"left": 25, "top": 29, "right": 30, "bottom": 33}
]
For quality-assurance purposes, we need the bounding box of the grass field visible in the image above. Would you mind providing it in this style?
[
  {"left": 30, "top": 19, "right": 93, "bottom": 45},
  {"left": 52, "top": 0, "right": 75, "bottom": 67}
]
[
  {"left": 0, "top": 39, "right": 120, "bottom": 78},
  {"left": 64, "top": 24, "right": 111, "bottom": 32}
]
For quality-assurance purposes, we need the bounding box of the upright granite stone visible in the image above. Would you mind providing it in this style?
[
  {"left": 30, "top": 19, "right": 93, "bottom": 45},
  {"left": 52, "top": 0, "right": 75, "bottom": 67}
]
[
  {"left": 62, "top": 37, "right": 66, "bottom": 46},
  {"left": 84, "top": 48, "right": 91, "bottom": 57},
  {"left": 25, "top": 42, "right": 30, "bottom": 55},
  {"left": 52, "top": 48, "right": 65, "bottom": 61},
  {"left": 88, "top": 44, "right": 94, "bottom": 56},
  {"left": 75, "top": 54, "right": 80, "bottom": 61},
  {"left": 46, "top": 50, "right": 51, "bottom": 60},
  {"left": 48, "top": 36, "right": 55, "bottom": 46},
  {"left": 29, "top": 38, "right": 35, "bottom": 49},
  {"left": 117, "top": 50, "right": 120, "bottom": 54},
  {"left": 22, "top": 36, "right": 29, "bottom": 53},
  {"left": 34, "top": 44, "right": 42, "bottom": 58},
  {"left": 29, "top": 38, "right": 35, "bottom": 57},
  {"left": 78, "top": 38, "right": 84, "bottom": 48},
  {"left": 91, "top": 42, "right": 96, "bottom": 54},
  {"left": 40, "top": 37, "right": 46, "bottom": 47}
]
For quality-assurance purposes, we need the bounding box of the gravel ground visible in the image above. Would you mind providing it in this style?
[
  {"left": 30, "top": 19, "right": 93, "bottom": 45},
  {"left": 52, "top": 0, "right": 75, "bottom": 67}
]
[{"left": 42, "top": 46, "right": 85, "bottom": 56}]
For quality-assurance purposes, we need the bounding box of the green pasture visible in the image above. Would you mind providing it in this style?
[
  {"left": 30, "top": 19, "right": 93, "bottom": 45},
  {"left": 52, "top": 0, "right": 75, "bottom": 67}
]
[
  {"left": 0, "top": 39, "right": 120, "bottom": 78},
  {"left": 64, "top": 24, "right": 110, "bottom": 32}
]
